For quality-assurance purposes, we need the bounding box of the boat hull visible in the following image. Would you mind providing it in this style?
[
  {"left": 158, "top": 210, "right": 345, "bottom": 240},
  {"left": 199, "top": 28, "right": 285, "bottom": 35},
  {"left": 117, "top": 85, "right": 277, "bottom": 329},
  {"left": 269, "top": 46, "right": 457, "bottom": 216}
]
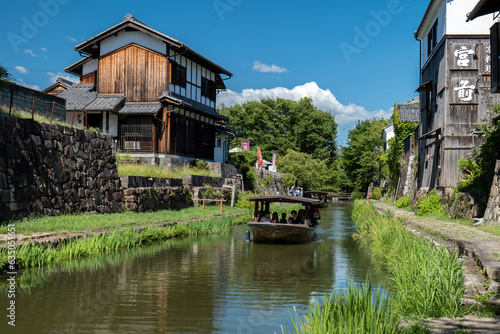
[{"left": 248, "top": 222, "right": 318, "bottom": 243}]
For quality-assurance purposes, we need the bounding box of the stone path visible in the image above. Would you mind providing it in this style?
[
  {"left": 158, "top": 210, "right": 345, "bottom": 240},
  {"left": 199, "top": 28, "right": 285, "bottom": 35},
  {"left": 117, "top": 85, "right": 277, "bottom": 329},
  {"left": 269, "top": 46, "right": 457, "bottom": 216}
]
[{"left": 371, "top": 200, "right": 500, "bottom": 333}]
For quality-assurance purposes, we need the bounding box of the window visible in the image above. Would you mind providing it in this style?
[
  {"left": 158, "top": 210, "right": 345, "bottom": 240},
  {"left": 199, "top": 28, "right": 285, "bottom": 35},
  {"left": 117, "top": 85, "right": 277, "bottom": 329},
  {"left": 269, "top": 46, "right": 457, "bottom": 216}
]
[
  {"left": 215, "top": 137, "right": 222, "bottom": 148},
  {"left": 171, "top": 62, "right": 186, "bottom": 87},
  {"left": 201, "top": 77, "right": 216, "bottom": 101},
  {"left": 427, "top": 19, "right": 438, "bottom": 56}
]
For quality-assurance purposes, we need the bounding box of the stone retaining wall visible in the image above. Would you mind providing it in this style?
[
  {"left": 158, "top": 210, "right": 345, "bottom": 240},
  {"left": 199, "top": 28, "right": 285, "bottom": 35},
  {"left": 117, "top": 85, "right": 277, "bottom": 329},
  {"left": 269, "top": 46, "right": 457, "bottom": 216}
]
[
  {"left": 121, "top": 175, "right": 183, "bottom": 188},
  {"left": 444, "top": 192, "right": 488, "bottom": 220},
  {"left": 484, "top": 160, "right": 500, "bottom": 225},
  {"left": 124, "top": 186, "right": 193, "bottom": 212},
  {"left": 0, "top": 114, "right": 123, "bottom": 221}
]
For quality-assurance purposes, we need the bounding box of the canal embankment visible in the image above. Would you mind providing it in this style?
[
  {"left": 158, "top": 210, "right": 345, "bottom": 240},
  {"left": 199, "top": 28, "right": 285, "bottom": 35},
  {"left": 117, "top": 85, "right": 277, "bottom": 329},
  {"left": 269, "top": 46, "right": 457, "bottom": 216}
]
[
  {"left": 0, "top": 206, "right": 250, "bottom": 270},
  {"left": 370, "top": 200, "right": 500, "bottom": 333}
]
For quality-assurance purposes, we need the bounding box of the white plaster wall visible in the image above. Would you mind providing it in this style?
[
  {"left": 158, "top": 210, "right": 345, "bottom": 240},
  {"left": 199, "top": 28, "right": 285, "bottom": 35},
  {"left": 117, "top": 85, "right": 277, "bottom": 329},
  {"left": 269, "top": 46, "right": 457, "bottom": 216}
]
[
  {"left": 82, "top": 59, "right": 98, "bottom": 76},
  {"left": 100, "top": 30, "right": 166, "bottom": 56},
  {"left": 66, "top": 111, "right": 84, "bottom": 129},
  {"left": 446, "top": 0, "right": 496, "bottom": 35},
  {"left": 422, "top": 1, "right": 446, "bottom": 64},
  {"left": 108, "top": 114, "right": 118, "bottom": 137}
]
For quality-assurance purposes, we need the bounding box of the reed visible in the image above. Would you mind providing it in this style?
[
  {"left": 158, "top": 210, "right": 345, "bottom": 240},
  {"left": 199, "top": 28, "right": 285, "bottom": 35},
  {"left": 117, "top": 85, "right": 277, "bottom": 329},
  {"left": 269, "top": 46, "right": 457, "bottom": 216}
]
[
  {"left": 0, "top": 205, "right": 248, "bottom": 234},
  {"left": 0, "top": 215, "right": 250, "bottom": 269},
  {"left": 352, "top": 200, "right": 464, "bottom": 318},
  {"left": 289, "top": 281, "right": 398, "bottom": 334}
]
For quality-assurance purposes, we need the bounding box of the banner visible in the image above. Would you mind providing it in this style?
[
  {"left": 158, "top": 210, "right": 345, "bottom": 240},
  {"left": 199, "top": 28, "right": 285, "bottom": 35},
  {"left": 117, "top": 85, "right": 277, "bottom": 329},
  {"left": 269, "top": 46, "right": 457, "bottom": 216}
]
[
  {"left": 241, "top": 141, "right": 250, "bottom": 151},
  {"left": 257, "top": 147, "right": 263, "bottom": 169},
  {"left": 269, "top": 151, "right": 277, "bottom": 172}
]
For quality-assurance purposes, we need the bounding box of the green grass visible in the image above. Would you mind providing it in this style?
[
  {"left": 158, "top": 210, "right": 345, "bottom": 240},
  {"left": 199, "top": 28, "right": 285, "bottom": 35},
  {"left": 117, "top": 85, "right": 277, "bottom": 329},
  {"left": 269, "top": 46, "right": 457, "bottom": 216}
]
[
  {"left": 352, "top": 200, "right": 464, "bottom": 318},
  {"left": 0, "top": 215, "right": 250, "bottom": 269},
  {"left": 477, "top": 224, "right": 500, "bottom": 237},
  {"left": 0, "top": 107, "right": 101, "bottom": 132},
  {"left": 0, "top": 205, "right": 248, "bottom": 234},
  {"left": 288, "top": 281, "right": 398, "bottom": 334},
  {"left": 117, "top": 162, "right": 219, "bottom": 179}
]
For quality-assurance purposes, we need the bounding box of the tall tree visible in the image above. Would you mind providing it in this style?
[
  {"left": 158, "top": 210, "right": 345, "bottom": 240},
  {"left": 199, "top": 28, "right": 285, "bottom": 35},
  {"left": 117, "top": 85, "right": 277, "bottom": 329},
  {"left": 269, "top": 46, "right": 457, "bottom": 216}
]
[
  {"left": 220, "top": 98, "right": 337, "bottom": 163},
  {"left": 342, "top": 118, "right": 390, "bottom": 192},
  {"left": 0, "top": 64, "right": 14, "bottom": 91}
]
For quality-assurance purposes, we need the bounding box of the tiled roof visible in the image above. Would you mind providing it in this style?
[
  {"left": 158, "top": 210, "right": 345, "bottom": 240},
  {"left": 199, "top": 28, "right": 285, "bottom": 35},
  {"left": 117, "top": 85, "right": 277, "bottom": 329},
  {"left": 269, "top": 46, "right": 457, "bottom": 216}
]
[
  {"left": 117, "top": 102, "right": 162, "bottom": 114},
  {"left": 85, "top": 94, "right": 125, "bottom": 111},
  {"left": 159, "top": 91, "right": 228, "bottom": 121},
  {"left": 58, "top": 84, "right": 97, "bottom": 110},
  {"left": 42, "top": 77, "right": 75, "bottom": 94}
]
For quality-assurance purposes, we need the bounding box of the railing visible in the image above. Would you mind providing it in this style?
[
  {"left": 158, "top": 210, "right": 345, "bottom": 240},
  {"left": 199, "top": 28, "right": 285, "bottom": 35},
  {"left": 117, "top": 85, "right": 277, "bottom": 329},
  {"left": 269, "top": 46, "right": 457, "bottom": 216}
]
[{"left": 120, "top": 124, "right": 153, "bottom": 151}]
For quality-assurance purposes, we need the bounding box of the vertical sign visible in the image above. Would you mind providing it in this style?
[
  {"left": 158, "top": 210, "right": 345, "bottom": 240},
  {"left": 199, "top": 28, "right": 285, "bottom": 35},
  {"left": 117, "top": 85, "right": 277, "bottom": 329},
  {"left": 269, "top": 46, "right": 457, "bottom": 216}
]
[
  {"left": 241, "top": 141, "right": 250, "bottom": 151},
  {"left": 269, "top": 151, "right": 277, "bottom": 172},
  {"left": 257, "top": 147, "right": 263, "bottom": 169},
  {"left": 450, "top": 43, "right": 477, "bottom": 70}
]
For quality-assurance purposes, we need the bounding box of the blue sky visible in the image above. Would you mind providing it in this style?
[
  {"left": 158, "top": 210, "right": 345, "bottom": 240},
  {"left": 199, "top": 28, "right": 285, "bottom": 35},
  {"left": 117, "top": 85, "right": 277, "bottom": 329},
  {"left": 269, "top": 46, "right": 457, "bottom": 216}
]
[{"left": 1, "top": 0, "right": 428, "bottom": 146}]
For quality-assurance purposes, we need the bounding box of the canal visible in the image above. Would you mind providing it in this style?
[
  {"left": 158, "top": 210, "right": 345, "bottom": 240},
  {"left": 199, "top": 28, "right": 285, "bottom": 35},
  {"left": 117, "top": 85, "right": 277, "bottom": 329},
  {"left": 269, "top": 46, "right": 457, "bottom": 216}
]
[{"left": 5, "top": 203, "right": 382, "bottom": 333}]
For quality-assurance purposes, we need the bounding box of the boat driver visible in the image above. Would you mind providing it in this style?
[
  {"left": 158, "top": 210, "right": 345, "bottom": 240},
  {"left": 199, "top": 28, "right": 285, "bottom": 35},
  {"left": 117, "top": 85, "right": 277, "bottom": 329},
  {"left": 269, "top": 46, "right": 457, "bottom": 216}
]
[{"left": 259, "top": 211, "right": 272, "bottom": 223}]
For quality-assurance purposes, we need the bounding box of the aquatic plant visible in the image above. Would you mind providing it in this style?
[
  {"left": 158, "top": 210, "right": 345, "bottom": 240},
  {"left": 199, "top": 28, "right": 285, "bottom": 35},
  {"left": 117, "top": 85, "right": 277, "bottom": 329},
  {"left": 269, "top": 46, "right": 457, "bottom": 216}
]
[
  {"left": 352, "top": 200, "right": 464, "bottom": 318},
  {"left": 289, "top": 281, "right": 398, "bottom": 334}
]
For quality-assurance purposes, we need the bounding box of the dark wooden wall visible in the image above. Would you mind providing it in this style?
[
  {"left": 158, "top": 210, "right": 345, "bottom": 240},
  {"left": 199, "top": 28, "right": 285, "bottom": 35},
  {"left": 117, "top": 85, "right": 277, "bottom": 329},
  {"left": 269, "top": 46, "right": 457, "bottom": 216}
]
[
  {"left": 98, "top": 44, "right": 167, "bottom": 102},
  {"left": 81, "top": 71, "right": 96, "bottom": 84}
]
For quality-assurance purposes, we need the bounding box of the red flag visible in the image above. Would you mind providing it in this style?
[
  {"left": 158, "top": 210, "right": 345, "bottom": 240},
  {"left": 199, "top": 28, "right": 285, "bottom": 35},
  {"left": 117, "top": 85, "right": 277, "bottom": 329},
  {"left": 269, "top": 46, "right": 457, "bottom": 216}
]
[{"left": 257, "top": 147, "right": 263, "bottom": 169}]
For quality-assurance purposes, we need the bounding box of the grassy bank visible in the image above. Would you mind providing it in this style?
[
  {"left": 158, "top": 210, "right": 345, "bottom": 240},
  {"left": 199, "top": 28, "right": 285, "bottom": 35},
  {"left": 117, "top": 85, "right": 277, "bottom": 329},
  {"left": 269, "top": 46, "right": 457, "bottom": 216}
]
[
  {"left": 0, "top": 205, "right": 248, "bottom": 234},
  {"left": 289, "top": 200, "right": 464, "bottom": 333},
  {"left": 1, "top": 214, "right": 250, "bottom": 269}
]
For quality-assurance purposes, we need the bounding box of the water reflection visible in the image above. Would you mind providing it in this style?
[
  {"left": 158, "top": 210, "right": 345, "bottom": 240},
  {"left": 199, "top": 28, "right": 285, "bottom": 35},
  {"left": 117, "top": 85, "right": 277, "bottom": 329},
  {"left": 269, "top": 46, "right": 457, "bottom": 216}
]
[{"left": 1, "top": 203, "right": 381, "bottom": 333}]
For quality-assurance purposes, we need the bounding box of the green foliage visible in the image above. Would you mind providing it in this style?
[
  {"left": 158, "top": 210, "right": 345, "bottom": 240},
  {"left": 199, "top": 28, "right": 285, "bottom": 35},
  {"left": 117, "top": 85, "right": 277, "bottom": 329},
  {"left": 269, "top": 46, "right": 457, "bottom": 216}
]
[
  {"left": 386, "top": 104, "right": 418, "bottom": 193},
  {"left": 352, "top": 201, "right": 464, "bottom": 318},
  {"left": 371, "top": 187, "right": 382, "bottom": 200},
  {"left": 277, "top": 149, "right": 331, "bottom": 190},
  {"left": 414, "top": 191, "right": 443, "bottom": 215},
  {"left": 342, "top": 118, "right": 391, "bottom": 192},
  {"left": 456, "top": 104, "right": 500, "bottom": 193},
  {"left": 0, "top": 64, "right": 14, "bottom": 91},
  {"left": 220, "top": 97, "right": 338, "bottom": 163},
  {"left": 230, "top": 148, "right": 257, "bottom": 167},
  {"left": 235, "top": 191, "right": 258, "bottom": 210},
  {"left": 349, "top": 190, "right": 365, "bottom": 201},
  {"left": 191, "top": 159, "right": 209, "bottom": 171},
  {"left": 240, "top": 164, "right": 257, "bottom": 191},
  {"left": 289, "top": 281, "right": 398, "bottom": 334},
  {"left": 395, "top": 196, "right": 411, "bottom": 208}
]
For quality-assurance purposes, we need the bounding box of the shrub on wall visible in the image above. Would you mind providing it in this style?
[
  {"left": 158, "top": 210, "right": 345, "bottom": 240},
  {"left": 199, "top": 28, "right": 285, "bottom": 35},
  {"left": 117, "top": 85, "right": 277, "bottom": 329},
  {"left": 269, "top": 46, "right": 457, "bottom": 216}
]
[
  {"left": 414, "top": 191, "right": 443, "bottom": 215},
  {"left": 395, "top": 196, "right": 411, "bottom": 208},
  {"left": 371, "top": 187, "right": 382, "bottom": 200}
]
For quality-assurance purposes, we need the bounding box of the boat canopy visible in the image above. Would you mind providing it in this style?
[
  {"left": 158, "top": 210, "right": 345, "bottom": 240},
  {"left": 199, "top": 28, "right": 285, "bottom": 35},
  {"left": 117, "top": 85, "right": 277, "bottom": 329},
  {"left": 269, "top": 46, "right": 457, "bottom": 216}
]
[{"left": 248, "top": 195, "right": 321, "bottom": 205}]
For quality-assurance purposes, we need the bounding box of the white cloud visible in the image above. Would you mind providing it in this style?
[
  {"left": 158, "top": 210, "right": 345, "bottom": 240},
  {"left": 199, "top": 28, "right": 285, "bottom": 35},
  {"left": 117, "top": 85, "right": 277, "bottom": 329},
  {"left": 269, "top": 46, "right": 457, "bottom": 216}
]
[
  {"left": 25, "top": 49, "right": 37, "bottom": 57},
  {"left": 218, "top": 82, "right": 391, "bottom": 125},
  {"left": 65, "top": 36, "right": 78, "bottom": 42},
  {"left": 41, "top": 47, "right": 47, "bottom": 51},
  {"left": 18, "top": 79, "right": 40, "bottom": 91},
  {"left": 14, "top": 66, "right": 28, "bottom": 74},
  {"left": 47, "top": 72, "right": 80, "bottom": 84},
  {"left": 253, "top": 61, "right": 288, "bottom": 73}
]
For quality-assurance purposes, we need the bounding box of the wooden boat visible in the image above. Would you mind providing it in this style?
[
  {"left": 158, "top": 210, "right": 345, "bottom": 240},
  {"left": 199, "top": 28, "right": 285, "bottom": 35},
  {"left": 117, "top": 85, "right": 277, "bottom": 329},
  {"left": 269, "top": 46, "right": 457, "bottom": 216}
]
[
  {"left": 303, "top": 190, "right": 329, "bottom": 207},
  {"left": 247, "top": 195, "right": 321, "bottom": 243}
]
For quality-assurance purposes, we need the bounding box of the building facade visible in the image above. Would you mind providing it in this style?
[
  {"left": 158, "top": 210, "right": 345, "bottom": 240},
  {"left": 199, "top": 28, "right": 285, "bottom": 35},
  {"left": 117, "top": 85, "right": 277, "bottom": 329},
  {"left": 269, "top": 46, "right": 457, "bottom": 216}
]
[
  {"left": 50, "top": 14, "right": 233, "bottom": 163},
  {"left": 414, "top": 0, "right": 500, "bottom": 193}
]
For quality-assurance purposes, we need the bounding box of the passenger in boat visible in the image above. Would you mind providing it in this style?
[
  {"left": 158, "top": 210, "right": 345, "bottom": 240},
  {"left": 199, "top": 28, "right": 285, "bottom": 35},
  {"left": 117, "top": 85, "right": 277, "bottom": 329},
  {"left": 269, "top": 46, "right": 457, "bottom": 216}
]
[
  {"left": 290, "top": 210, "right": 300, "bottom": 224},
  {"left": 288, "top": 217, "right": 293, "bottom": 224},
  {"left": 271, "top": 212, "right": 279, "bottom": 223},
  {"left": 279, "top": 213, "right": 287, "bottom": 224},
  {"left": 298, "top": 209, "right": 305, "bottom": 224},
  {"left": 260, "top": 211, "right": 272, "bottom": 223}
]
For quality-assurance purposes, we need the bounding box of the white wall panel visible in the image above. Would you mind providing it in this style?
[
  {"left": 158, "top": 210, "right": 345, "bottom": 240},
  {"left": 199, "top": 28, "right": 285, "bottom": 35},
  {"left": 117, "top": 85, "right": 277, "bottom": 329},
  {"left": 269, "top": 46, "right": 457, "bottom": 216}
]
[
  {"left": 100, "top": 30, "right": 166, "bottom": 56},
  {"left": 82, "top": 59, "right": 98, "bottom": 76}
]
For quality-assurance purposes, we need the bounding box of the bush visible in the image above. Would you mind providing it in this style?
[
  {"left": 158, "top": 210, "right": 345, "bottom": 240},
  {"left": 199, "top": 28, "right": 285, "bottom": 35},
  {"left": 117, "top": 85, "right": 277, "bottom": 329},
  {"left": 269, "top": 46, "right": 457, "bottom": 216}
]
[
  {"left": 395, "top": 196, "right": 411, "bottom": 208},
  {"left": 414, "top": 191, "right": 444, "bottom": 215},
  {"left": 240, "top": 165, "right": 257, "bottom": 191},
  {"left": 349, "top": 190, "right": 365, "bottom": 201},
  {"left": 236, "top": 191, "right": 258, "bottom": 211},
  {"left": 371, "top": 187, "right": 382, "bottom": 200},
  {"left": 191, "top": 159, "right": 209, "bottom": 171}
]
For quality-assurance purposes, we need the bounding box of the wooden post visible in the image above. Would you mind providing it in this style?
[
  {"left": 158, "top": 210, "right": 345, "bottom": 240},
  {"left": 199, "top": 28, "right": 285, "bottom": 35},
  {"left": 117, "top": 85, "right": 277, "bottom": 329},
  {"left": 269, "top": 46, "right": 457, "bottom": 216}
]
[
  {"left": 202, "top": 198, "right": 205, "bottom": 210},
  {"left": 31, "top": 97, "right": 35, "bottom": 120},
  {"left": 220, "top": 198, "right": 223, "bottom": 212},
  {"left": 50, "top": 101, "right": 55, "bottom": 124},
  {"left": 71, "top": 107, "right": 76, "bottom": 128}
]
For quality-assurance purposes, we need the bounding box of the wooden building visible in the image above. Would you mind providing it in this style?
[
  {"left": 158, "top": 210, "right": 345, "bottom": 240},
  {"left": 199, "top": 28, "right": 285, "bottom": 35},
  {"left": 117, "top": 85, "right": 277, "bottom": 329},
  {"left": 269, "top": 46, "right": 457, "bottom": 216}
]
[
  {"left": 51, "top": 14, "right": 233, "bottom": 163},
  {"left": 414, "top": 0, "right": 500, "bottom": 194},
  {"left": 42, "top": 77, "right": 74, "bottom": 96}
]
